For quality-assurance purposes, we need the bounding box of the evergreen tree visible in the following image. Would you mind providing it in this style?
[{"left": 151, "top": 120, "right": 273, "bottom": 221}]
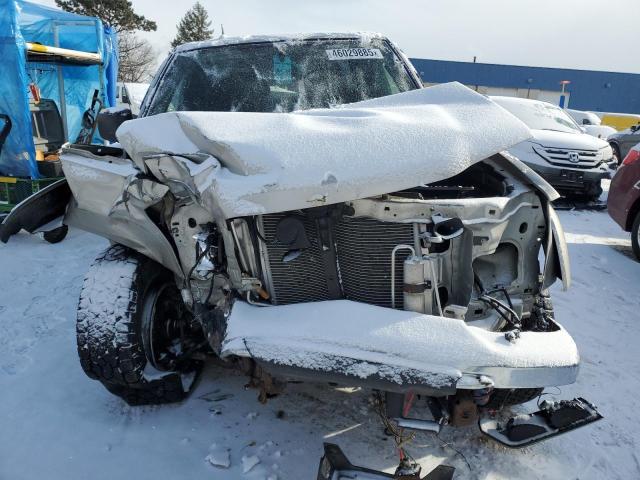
[
  {"left": 55, "top": 0, "right": 157, "bottom": 32},
  {"left": 171, "top": 2, "right": 213, "bottom": 48}
]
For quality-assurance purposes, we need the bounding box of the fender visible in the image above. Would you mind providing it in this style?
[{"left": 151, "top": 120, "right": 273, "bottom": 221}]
[{"left": 61, "top": 147, "right": 184, "bottom": 277}]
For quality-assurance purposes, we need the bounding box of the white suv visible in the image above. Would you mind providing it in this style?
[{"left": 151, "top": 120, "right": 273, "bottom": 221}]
[{"left": 492, "top": 96, "right": 615, "bottom": 200}]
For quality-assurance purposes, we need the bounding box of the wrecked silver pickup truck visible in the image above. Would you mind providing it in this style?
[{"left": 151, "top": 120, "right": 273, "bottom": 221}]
[{"left": 1, "top": 33, "right": 600, "bottom": 448}]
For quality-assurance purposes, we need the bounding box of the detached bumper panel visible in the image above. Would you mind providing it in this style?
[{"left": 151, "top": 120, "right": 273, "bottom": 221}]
[{"left": 480, "top": 397, "right": 602, "bottom": 448}]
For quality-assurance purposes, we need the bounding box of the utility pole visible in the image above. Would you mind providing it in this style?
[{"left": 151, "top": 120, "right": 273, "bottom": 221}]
[
  {"left": 559, "top": 80, "right": 571, "bottom": 108},
  {"left": 473, "top": 56, "right": 478, "bottom": 91}
]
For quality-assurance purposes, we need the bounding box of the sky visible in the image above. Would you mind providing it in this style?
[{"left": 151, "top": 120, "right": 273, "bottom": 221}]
[{"left": 35, "top": 0, "right": 640, "bottom": 74}]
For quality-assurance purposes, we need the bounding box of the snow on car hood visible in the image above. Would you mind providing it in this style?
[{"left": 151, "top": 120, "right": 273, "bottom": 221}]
[
  {"left": 528, "top": 129, "right": 610, "bottom": 150},
  {"left": 116, "top": 82, "right": 532, "bottom": 219}
]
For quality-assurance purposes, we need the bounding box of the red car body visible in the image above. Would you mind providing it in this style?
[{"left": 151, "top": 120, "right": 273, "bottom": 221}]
[{"left": 608, "top": 143, "right": 640, "bottom": 259}]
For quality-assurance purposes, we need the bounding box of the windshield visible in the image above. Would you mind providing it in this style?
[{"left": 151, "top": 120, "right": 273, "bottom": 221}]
[
  {"left": 494, "top": 98, "right": 582, "bottom": 134},
  {"left": 147, "top": 38, "right": 417, "bottom": 115}
]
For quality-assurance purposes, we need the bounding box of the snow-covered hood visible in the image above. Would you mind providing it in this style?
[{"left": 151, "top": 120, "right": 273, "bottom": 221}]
[
  {"left": 528, "top": 129, "right": 610, "bottom": 151},
  {"left": 583, "top": 125, "right": 617, "bottom": 140},
  {"left": 116, "top": 82, "right": 532, "bottom": 219}
]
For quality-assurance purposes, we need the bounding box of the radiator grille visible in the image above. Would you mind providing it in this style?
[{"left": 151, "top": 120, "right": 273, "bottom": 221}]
[
  {"left": 539, "top": 147, "right": 601, "bottom": 168},
  {"left": 262, "top": 213, "right": 414, "bottom": 308}
]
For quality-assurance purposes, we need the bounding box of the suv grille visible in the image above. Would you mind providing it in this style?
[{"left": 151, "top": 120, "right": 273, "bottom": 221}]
[
  {"left": 538, "top": 147, "right": 600, "bottom": 168},
  {"left": 261, "top": 214, "right": 413, "bottom": 307}
]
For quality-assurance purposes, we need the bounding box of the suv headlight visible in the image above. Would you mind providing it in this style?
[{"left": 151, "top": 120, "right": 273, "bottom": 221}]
[{"left": 598, "top": 145, "right": 613, "bottom": 163}]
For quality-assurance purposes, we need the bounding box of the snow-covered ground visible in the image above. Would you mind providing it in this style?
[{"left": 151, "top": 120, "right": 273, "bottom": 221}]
[{"left": 1, "top": 208, "right": 639, "bottom": 479}]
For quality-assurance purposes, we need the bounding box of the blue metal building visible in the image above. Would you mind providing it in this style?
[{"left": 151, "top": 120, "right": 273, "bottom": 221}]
[{"left": 409, "top": 58, "right": 640, "bottom": 114}]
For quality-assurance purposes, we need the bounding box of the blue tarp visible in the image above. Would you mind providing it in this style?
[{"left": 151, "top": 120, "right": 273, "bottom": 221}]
[{"left": 0, "top": 0, "right": 118, "bottom": 178}]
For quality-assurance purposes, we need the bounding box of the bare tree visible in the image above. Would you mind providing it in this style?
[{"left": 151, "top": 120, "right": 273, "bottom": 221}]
[{"left": 118, "top": 32, "right": 156, "bottom": 83}]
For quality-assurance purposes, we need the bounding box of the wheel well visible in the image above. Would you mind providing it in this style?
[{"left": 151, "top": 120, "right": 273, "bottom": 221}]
[{"left": 609, "top": 141, "right": 621, "bottom": 159}]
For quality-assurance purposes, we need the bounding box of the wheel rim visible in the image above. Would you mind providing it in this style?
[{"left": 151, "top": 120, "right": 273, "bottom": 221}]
[{"left": 142, "top": 282, "right": 195, "bottom": 371}]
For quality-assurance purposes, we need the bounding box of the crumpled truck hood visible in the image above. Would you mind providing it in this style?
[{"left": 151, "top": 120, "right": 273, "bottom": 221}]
[{"left": 116, "top": 82, "right": 532, "bottom": 219}]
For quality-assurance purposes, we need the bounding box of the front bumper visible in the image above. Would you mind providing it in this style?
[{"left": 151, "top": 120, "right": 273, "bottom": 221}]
[
  {"left": 221, "top": 300, "right": 580, "bottom": 394},
  {"left": 527, "top": 162, "right": 611, "bottom": 194}
]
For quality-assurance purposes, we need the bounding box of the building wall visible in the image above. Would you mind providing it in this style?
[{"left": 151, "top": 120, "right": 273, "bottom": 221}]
[
  {"left": 410, "top": 58, "right": 640, "bottom": 114},
  {"left": 423, "top": 82, "right": 570, "bottom": 106}
]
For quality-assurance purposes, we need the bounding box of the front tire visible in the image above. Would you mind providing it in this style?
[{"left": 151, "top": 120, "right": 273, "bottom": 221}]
[
  {"left": 584, "top": 182, "right": 603, "bottom": 202},
  {"left": 632, "top": 211, "right": 640, "bottom": 262},
  {"left": 76, "top": 245, "right": 203, "bottom": 405},
  {"left": 611, "top": 144, "right": 621, "bottom": 166}
]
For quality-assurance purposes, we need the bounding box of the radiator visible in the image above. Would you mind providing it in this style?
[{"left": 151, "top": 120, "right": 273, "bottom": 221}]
[{"left": 261, "top": 213, "right": 414, "bottom": 308}]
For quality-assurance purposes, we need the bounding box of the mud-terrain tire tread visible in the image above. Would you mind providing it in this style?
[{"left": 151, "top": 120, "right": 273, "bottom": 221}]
[{"left": 76, "top": 244, "right": 198, "bottom": 405}]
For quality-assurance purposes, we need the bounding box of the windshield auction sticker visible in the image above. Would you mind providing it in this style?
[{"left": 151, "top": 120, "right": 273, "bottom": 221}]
[{"left": 326, "top": 48, "right": 383, "bottom": 60}]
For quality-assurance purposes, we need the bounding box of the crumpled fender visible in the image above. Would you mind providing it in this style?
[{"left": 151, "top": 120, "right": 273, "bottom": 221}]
[
  {"left": 61, "top": 148, "right": 184, "bottom": 277},
  {"left": 495, "top": 152, "right": 570, "bottom": 290},
  {"left": 544, "top": 202, "right": 571, "bottom": 291}
]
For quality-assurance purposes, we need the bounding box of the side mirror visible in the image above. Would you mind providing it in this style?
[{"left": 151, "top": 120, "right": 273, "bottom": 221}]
[{"left": 97, "top": 108, "right": 134, "bottom": 143}]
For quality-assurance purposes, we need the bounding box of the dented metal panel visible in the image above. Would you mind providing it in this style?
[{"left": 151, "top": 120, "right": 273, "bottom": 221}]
[
  {"left": 61, "top": 148, "right": 184, "bottom": 277},
  {"left": 115, "top": 83, "right": 533, "bottom": 220}
]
